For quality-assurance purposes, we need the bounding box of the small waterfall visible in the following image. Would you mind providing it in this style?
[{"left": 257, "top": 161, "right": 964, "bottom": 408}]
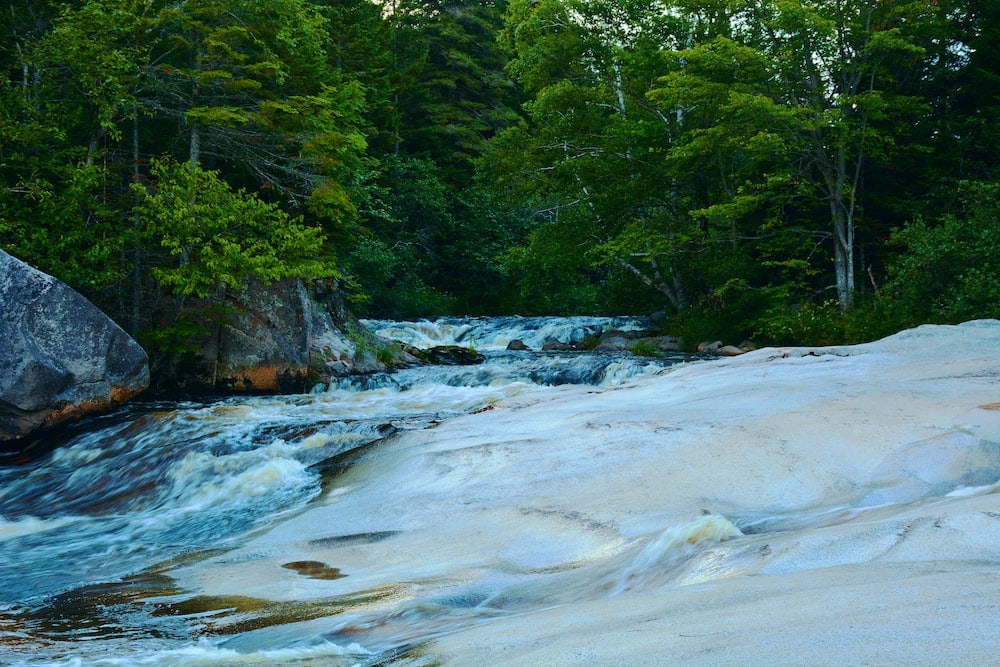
[
  {"left": 357, "top": 315, "right": 690, "bottom": 390},
  {"left": 362, "top": 315, "right": 653, "bottom": 351}
]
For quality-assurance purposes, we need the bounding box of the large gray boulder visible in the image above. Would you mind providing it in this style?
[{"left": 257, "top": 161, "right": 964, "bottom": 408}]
[{"left": 0, "top": 250, "right": 150, "bottom": 443}]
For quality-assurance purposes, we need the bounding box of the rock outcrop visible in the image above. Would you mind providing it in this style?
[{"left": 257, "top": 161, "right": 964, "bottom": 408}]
[
  {"left": 0, "top": 250, "right": 149, "bottom": 443},
  {"left": 155, "top": 279, "right": 417, "bottom": 395}
]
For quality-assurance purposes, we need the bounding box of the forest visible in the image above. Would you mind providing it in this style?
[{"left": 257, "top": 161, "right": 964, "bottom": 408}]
[{"left": 1, "top": 0, "right": 998, "bottom": 357}]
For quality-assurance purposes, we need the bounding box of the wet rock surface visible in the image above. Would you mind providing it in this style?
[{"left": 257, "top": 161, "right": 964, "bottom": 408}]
[
  {"left": 153, "top": 279, "right": 416, "bottom": 395},
  {"left": 0, "top": 250, "right": 149, "bottom": 443},
  {"left": 169, "top": 320, "right": 1000, "bottom": 665}
]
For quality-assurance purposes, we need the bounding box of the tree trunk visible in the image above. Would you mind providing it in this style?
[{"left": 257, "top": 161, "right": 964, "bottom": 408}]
[
  {"left": 611, "top": 59, "right": 626, "bottom": 118},
  {"left": 827, "top": 138, "right": 858, "bottom": 312},
  {"left": 189, "top": 124, "right": 200, "bottom": 165},
  {"left": 831, "top": 200, "right": 853, "bottom": 310},
  {"left": 614, "top": 254, "right": 686, "bottom": 311},
  {"left": 130, "top": 108, "right": 143, "bottom": 334}
]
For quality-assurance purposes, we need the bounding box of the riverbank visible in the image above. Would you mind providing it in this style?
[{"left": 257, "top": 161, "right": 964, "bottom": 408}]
[{"left": 164, "top": 320, "right": 1000, "bottom": 665}]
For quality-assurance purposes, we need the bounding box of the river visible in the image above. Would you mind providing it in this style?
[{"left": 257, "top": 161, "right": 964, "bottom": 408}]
[
  {"left": 4, "top": 317, "right": 1000, "bottom": 665},
  {"left": 0, "top": 315, "right": 699, "bottom": 665}
]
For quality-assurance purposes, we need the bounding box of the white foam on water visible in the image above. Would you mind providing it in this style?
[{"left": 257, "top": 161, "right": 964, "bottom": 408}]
[
  {"left": 17, "top": 636, "right": 371, "bottom": 667},
  {"left": 0, "top": 515, "right": 79, "bottom": 541},
  {"left": 945, "top": 480, "right": 1000, "bottom": 497},
  {"left": 50, "top": 446, "right": 105, "bottom": 465},
  {"left": 300, "top": 432, "right": 336, "bottom": 449},
  {"left": 324, "top": 379, "right": 543, "bottom": 420},
  {"left": 166, "top": 451, "right": 314, "bottom": 512},
  {"left": 370, "top": 318, "right": 472, "bottom": 348},
  {"left": 362, "top": 315, "right": 651, "bottom": 351},
  {"left": 598, "top": 358, "right": 663, "bottom": 386}
]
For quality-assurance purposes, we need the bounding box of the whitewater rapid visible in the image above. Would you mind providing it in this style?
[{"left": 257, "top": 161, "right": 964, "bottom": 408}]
[
  {"left": 2, "top": 318, "right": 1000, "bottom": 665},
  {"left": 0, "top": 316, "right": 692, "bottom": 665}
]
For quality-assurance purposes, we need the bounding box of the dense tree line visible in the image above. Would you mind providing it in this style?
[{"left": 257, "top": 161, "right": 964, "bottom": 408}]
[
  {"left": 486, "top": 0, "right": 1000, "bottom": 343},
  {"left": 1, "top": 0, "right": 998, "bottom": 355}
]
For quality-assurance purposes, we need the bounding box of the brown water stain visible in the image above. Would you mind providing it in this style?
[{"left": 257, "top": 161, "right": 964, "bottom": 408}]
[
  {"left": 6, "top": 572, "right": 186, "bottom": 644},
  {"left": 979, "top": 403, "right": 1000, "bottom": 411},
  {"left": 282, "top": 560, "right": 348, "bottom": 580},
  {"left": 152, "top": 584, "right": 405, "bottom": 634},
  {"left": 7, "top": 561, "right": 404, "bottom": 647}
]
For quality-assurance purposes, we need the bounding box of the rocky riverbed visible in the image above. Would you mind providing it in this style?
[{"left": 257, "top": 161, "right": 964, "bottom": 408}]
[{"left": 160, "top": 319, "right": 1000, "bottom": 666}]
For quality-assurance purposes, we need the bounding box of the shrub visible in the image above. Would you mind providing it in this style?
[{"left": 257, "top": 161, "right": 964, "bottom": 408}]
[{"left": 882, "top": 181, "right": 1000, "bottom": 325}]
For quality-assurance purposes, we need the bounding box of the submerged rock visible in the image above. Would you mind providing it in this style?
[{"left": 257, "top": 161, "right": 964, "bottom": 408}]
[
  {"left": 0, "top": 250, "right": 149, "bottom": 443},
  {"left": 406, "top": 344, "right": 486, "bottom": 366}
]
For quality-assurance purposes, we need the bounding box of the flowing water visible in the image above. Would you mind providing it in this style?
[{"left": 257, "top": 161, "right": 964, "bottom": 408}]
[
  {"left": 5, "top": 317, "right": 1000, "bottom": 665},
  {"left": 0, "top": 316, "right": 699, "bottom": 665}
]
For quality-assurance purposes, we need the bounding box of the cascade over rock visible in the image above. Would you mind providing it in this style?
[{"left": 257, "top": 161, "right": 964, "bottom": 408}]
[{"left": 0, "top": 250, "right": 149, "bottom": 443}]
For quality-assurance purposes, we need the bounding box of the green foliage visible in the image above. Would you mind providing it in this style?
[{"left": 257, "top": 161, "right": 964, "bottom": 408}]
[
  {"left": 0, "top": 162, "right": 128, "bottom": 294},
  {"left": 139, "top": 305, "right": 224, "bottom": 359},
  {"left": 2, "top": 0, "right": 999, "bottom": 358},
  {"left": 500, "top": 0, "right": 593, "bottom": 93},
  {"left": 628, "top": 339, "right": 661, "bottom": 358},
  {"left": 394, "top": 0, "right": 521, "bottom": 186},
  {"left": 882, "top": 181, "right": 1000, "bottom": 325},
  {"left": 345, "top": 156, "right": 453, "bottom": 316},
  {"left": 753, "top": 299, "right": 845, "bottom": 346},
  {"left": 38, "top": 0, "right": 152, "bottom": 137},
  {"left": 489, "top": 0, "right": 701, "bottom": 313},
  {"left": 346, "top": 235, "right": 457, "bottom": 318},
  {"left": 346, "top": 153, "right": 530, "bottom": 317},
  {"left": 341, "top": 320, "right": 400, "bottom": 366},
  {"left": 133, "top": 159, "right": 336, "bottom": 299},
  {"left": 501, "top": 217, "right": 602, "bottom": 316},
  {"left": 480, "top": 0, "right": 966, "bottom": 339},
  {"left": 837, "top": 295, "right": 912, "bottom": 345},
  {"left": 432, "top": 189, "right": 534, "bottom": 314},
  {"left": 667, "top": 307, "right": 744, "bottom": 352},
  {"left": 664, "top": 278, "right": 770, "bottom": 348}
]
